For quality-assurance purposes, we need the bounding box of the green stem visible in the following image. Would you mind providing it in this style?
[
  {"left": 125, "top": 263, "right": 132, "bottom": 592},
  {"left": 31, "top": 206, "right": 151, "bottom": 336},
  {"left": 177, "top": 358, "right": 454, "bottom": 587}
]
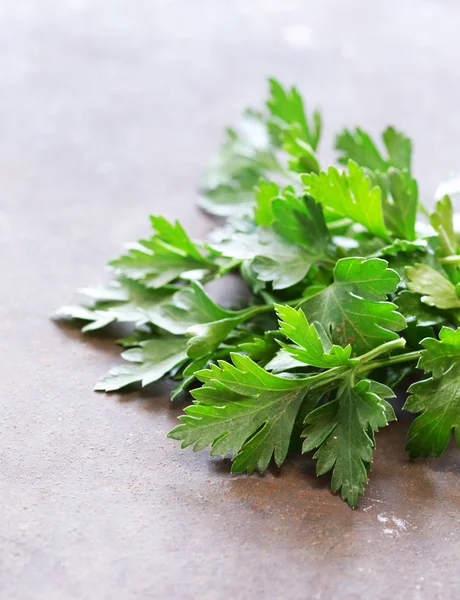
[
  {"left": 292, "top": 346, "right": 422, "bottom": 394},
  {"left": 217, "top": 259, "right": 242, "bottom": 278},
  {"left": 356, "top": 338, "right": 406, "bottom": 365},
  {"left": 439, "top": 255, "right": 460, "bottom": 266},
  {"left": 359, "top": 350, "right": 421, "bottom": 373}
]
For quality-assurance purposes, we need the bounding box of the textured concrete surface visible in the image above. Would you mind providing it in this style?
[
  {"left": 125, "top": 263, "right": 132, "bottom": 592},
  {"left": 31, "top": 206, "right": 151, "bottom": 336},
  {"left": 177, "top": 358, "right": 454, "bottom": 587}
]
[{"left": 2, "top": 1, "right": 460, "bottom": 598}]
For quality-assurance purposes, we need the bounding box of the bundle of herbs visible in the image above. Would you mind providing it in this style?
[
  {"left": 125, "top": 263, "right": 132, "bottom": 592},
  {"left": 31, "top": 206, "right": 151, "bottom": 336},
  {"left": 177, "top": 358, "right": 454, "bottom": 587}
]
[{"left": 56, "top": 79, "right": 460, "bottom": 508}]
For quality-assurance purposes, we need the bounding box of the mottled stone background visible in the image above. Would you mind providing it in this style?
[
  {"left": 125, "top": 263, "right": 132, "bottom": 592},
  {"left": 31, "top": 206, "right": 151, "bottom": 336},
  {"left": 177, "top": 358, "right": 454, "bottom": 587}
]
[{"left": 1, "top": 1, "right": 460, "bottom": 598}]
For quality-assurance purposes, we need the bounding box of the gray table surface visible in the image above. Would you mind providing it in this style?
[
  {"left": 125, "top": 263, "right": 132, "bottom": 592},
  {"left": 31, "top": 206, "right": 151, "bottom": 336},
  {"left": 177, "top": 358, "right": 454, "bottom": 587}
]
[{"left": 2, "top": 1, "right": 460, "bottom": 598}]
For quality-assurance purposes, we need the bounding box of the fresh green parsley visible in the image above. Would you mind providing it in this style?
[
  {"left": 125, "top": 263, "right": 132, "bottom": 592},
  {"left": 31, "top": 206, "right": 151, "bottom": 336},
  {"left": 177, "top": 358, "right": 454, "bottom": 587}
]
[{"left": 56, "top": 78, "right": 460, "bottom": 508}]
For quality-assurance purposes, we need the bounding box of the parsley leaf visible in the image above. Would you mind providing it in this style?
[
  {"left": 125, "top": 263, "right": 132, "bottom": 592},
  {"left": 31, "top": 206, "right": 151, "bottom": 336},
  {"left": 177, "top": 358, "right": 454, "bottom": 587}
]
[
  {"left": 302, "top": 160, "right": 390, "bottom": 240},
  {"left": 199, "top": 109, "right": 281, "bottom": 217},
  {"left": 267, "top": 78, "right": 322, "bottom": 150},
  {"left": 95, "top": 336, "right": 188, "bottom": 392},
  {"left": 303, "top": 377, "right": 396, "bottom": 508},
  {"left": 275, "top": 304, "right": 358, "bottom": 368},
  {"left": 254, "top": 180, "right": 279, "bottom": 227},
  {"left": 212, "top": 193, "right": 332, "bottom": 290},
  {"left": 299, "top": 257, "right": 405, "bottom": 354},
  {"left": 57, "top": 76, "right": 460, "bottom": 510},
  {"left": 168, "top": 353, "right": 317, "bottom": 473},
  {"left": 110, "top": 218, "right": 214, "bottom": 288},
  {"left": 55, "top": 279, "right": 175, "bottom": 332},
  {"left": 379, "top": 168, "right": 418, "bottom": 241},
  {"left": 430, "top": 195, "right": 457, "bottom": 256},
  {"left": 405, "top": 327, "right": 460, "bottom": 458},
  {"left": 406, "top": 264, "right": 460, "bottom": 310},
  {"left": 335, "top": 125, "right": 411, "bottom": 172}
]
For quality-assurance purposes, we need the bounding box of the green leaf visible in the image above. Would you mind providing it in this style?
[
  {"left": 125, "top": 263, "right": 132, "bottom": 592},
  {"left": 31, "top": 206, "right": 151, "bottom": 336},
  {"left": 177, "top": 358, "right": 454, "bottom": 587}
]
[
  {"left": 382, "top": 126, "right": 412, "bottom": 171},
  {"left": 110, "top": 238, "right": 211, "bottom": 288},
  {"left": 430, "top": 195, "right": 457, "bottom": 256},
  {"left": 406, "top": 263, "right": 460, "bottom": 310},
  {"left": 109, "top": 216, "right": 214, "bottom": 288},
  {"left": 212, "top": 227, "right": 317, "bottom": 290},
  {"left": 335, "top": 126, "right": 411, "bottom": 172},
  {"left": 283, "top": 126, "right": 320, "bottom": 174},
  {"left": 405, "top": 327, "right": 460, "bottom": 458},
  {"left": 149, "top": 216, "right": 205, "bottom": 261},
  {"left": 199, "top": 109, "right": 281, "bottom": 217},
  {"left": 394, "top": 290, "right": 445, "bottom": 327},
  {"left": 299, "top": 257, "right": 405, "bottom": 355},
  {"left": 55, "top": 279, "right": 175, "bottom": 332},
  {"left": 54, "top": 304, "right": 115, "bottom": 333},
  {"left": 251, "top": 254, "right": 311, "bottom": 290},
  {"left": 302, "top": 160, "right": 389, "bottom": 240},
  {"left": 267, "top": 78, "right": 322, "bottom": 150},
  {"left": 148, "top": 282, "right": 236, "bottom": 335},
  {"left": 186, "top": 308, "right": 263, "bottom": 359},
  {"left": 213, "top": 194, "right": 331, "bottom": 290},
  {"left": 95, "top": 336, "right": 188, "bottom": 392},
  {"left": 302, "top": 378, "right": 396, "bottom": 507},
  {"left": 416, "top": 326, "right": 460, "bottom": 378},
  {"left": 265, "top": 348, "right": 306, "bottom": 373},
  {"left": 168, "top": 353, "right": 320, "bottom": 473},
  {"left": 377, "top": 239, "right": 427, "bottom": 258},
  {"left": 254, "top": 180, "right": 279, "bottom": 227},
  {"left": 271, "top": 193, "right": 330, "bottom": 253},
  {"left": 275, "top": 304, "right": 358, "bottom": 368},
  {"left": 380, "top": 169, "right": 418, "bottom": 241},
  {"left": 196, "top": 353, "right": 306, "bottom": 395},
  {"left": 147, "top": 281, "right": 268, "bottom": 359}
]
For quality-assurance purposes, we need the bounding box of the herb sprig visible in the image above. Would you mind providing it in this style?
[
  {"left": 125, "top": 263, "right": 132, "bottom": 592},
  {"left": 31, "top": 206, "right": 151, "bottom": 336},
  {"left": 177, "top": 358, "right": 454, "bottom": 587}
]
[{"left": 56, "top": 79, "right": 460, "bottom": 508}]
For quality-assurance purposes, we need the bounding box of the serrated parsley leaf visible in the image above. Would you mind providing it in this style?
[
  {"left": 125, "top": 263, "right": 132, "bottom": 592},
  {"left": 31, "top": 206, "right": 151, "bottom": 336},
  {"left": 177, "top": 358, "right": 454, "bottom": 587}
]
[
  {"left": 186, "top": 306, "right": 265, "bottom": 360},
  {"left": 149, "top": 216, "right": 205, "bottom": 261},
  {"left": 302, "top": 378, "right": 396, "bottom": 507},
  {"left": 335, "top": 125, "right": 411, "bottom": 172},
  {"left": 254, "top": 180, "right": 279, "bottom": 227},
  {"left": 110, "top": 231, "right": 213, "bottom": 288},
  {"left": 265, "top": 348, "right": 306, "bottom": 373},
  {"left": 213, "top": 194, "right": 331, "bottom": 290},
  {"left": 146, "top": 281, "right": 268, "bottom": 359},
  {"left": 212, "top": 226, "right": 316, "bottom": 290},
  {"left": 199, "top": 109, "right": 281, "bottom": 217},
  {"left": 54, "top": 304, "right": 116, "bottom": 333},
  {"left": 302, "top": 160, "right": 389, "bottom": 240},
  {"left": 95, "top": 336, "right": 188, "bottom": 392},
  {"left": 417, "top": 327, "right": 460, "bottom": 377},
  {"left": 275, "top": 304, "right": 358, "bottom": 368},
  {"left": 196, "top": 353, "right": 305, "bottom": 395},
  {"left": 55, "top": 279, "right": 175, "bottom": 332},
  {"left": 271, "top": 193, "right": 330, "bottom": 252},
  {"left": 267, "top": 78, "right": 322, "bottom": 150},
  {"left": 430, "top": 195, "right": 457, "bottom": 256},
  {"left": 299, "top": 257, "right": 405, "bottom": 355},
  {"left": 380, "top": 168, "right": 418, "bottom": 241},
  {"left": 168, "top": 353, "right": 319, "bottom": 473},
  {"left": 405, "top": 327, "right": 460, "bottom": 458},
  {"left": 394, "top": 290, "right": 445, "bottom": 327},
  {"left": 282, "top": 125, "right": 320, "bottom": 174},
  {"left": 406, "top": 264, "right": 460, "bottom": 310},
  {"left": 148, "top": 282, "right": 236, "bottom": 335}
]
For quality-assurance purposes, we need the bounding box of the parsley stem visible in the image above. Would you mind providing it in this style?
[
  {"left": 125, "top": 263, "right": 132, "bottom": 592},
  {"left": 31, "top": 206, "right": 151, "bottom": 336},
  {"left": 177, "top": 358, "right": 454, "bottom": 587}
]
[
  {"left": 356, "top": 338, "right": 406, "bottom": 365},
  {"left": 439, "top": 255, "right": 460, "bottom": 265},
  {"left": 359, "top": 350, "right": 421, "bottom": 373},
  {"left": 217, "top": 259, "right": 242, "bottom": 277},
  {"left": 293, "top": 346, "right": 422, "bottom": 395}
]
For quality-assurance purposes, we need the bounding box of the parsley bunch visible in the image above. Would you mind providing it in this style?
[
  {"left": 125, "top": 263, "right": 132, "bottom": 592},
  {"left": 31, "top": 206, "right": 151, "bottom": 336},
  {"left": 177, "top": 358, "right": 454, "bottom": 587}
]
[{"left": 57, "top": 79, "right": 460, "bottom": 508}]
